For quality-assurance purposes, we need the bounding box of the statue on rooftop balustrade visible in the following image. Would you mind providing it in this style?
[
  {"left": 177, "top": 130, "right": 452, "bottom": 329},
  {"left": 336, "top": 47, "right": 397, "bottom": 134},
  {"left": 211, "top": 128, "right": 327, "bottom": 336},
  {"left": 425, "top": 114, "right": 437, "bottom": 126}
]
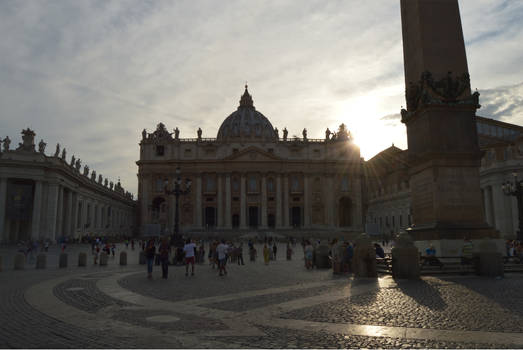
[
  {"left": 61, "top": 148, "right": 66, "bottom": 160},
  {"left": 54, "top": 143, "right": 60, "bottom": 157},
  {"left": 197, "top": 128, "right": 202, "bottom": 140},
  {"left": 3, "top": 136, "right": 11, "bottom": 152},
  {"left": 174, "top": 127, "right": 180, "bottom": 139},
  {"left": 38, "top": 139, "right": 46, "bottom": 153},
  {"left": 283, "top": 127, "right": 288, "bottom": 141}
]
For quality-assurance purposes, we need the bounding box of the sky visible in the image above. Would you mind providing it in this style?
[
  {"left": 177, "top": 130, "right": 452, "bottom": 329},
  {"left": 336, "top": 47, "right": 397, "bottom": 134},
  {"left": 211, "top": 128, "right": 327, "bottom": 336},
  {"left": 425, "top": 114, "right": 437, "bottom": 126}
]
[{"left": 1, "top": 0, "right": 522, "bottom": 195}]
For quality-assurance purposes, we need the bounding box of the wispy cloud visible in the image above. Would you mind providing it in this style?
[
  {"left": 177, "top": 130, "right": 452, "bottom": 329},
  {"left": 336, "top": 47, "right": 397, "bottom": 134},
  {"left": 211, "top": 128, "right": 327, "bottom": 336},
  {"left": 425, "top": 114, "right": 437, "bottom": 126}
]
[{"left": 0, "top": 0, "right": 521, "bottom": 192}]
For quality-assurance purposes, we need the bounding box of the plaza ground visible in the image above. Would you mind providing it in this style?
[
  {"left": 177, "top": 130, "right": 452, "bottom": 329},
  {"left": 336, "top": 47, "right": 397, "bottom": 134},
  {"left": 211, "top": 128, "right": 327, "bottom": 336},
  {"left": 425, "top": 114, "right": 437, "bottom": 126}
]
[{"left": 1, "top": 243, "right": 522, "bottom": 348}]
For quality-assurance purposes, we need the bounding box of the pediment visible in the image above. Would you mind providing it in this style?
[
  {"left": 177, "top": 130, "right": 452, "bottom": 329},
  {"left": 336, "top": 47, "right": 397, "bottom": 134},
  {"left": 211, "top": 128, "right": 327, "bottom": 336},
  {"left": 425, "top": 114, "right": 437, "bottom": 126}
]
[{"left": 222, "top": 146, "right": 282, "bottom": 162}]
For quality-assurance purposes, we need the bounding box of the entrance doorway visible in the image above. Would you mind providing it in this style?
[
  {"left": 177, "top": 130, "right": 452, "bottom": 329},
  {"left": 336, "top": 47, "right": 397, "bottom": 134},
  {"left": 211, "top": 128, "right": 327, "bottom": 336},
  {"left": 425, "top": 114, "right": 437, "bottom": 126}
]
[
  {"left": 291, "top": 206, "right": 301, "bottom": 228},
  {"left": 232, "top": 214, "right": 239, "bottom": 228},
  {"left": 268, "top": 214, "right": 275, "bottom": 228},
  {"left": 205, "top": 207, "right": 216, "bottom": 228},
  {"left": 339, "top": 197, "right": 352, "bottom": 227},
  {"left": 248, "top": 206, "right": 259, "bottom": 228}
]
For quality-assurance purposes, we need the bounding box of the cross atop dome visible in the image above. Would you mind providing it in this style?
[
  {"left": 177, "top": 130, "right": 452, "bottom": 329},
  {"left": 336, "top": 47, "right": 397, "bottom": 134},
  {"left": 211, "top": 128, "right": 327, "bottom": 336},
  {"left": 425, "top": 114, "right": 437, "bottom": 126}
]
[{"left": 239, "top": 84, "right": 254, "bottom": 109}]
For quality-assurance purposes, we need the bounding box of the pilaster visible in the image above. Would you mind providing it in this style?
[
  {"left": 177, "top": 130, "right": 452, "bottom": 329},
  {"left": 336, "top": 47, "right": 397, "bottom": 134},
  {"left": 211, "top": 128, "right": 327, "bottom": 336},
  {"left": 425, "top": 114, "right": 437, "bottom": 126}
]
[
  {"left": 261, "top": 175, "right": 268, "bottom": 229},
  {"left": 240, "top": 174, "right": 247, "bottom": 229},
  {"left": 31, "top": 180, "right": 42, "bottom": 240},
  {"left": 225, "top": 174, "right": 232, "bottom": 229}
]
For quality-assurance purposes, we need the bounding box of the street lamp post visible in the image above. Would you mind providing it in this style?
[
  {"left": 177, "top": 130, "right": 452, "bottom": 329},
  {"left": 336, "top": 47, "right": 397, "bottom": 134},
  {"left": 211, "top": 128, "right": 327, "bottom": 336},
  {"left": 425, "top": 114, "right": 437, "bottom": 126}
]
[
  {"left": 502, "top": 172, "right": 523, "bottom": 241},
  {"left": 164, "top": 167, "right": 192, "bottom": 242}
]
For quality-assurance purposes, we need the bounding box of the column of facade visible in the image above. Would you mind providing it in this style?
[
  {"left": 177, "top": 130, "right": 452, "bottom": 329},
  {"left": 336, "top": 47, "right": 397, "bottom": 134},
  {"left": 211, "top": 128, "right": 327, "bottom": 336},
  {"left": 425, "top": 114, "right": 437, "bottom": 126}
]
[
  {"left": 46, "top": 183, "right": 59, "bottom": 240},
  {"left": 240, "top": 174, "right": 247, "bottom": 229},
  {"left": 31, "top": 180, "right": 43, "bottom": 240},
  {"left": 64, "top": 189, "right": 73, "bottom": 236},
  {"left": 303, "top": 175, "right": 310, "bottom": 228},
  {"left": 283, "top": 175, "right": 289, "bottom": 227},
  {"left": 511, "top": 196, "right": 518, "bottom": 238},
  {"left": 225, "top": 174, "right": 232, "bottom": 228},
  {"left": 483, "top": 186, "right": 493, "bottom": 226},
  {"left": 261, "top": 176, "right": 268, "bottom": 229},
  {"left": 217, "top": 174, "right": 224, "bottom": 227},
  {"left": 195, "top": 175, "right": 202, "bottom": 228},
  {"left": 0, "top": 178, "right": 7, "bottom": 242},
  {"left": 275, "top": 175, "right": 283, "bottom": 228},
  {"left": 71, "top": 192, "right": 78, "bottom": 237},
  {"left": 56, "top": 186, "right": 64, "bottom": 237},
  {"left": 326, "top": 176, "right": 335, "bottom": 227},
  {"left": 492, "top": 183, "right": 507, "bottom": 234},
  {"left": 167, "top": 192, "right": 174, "bottom": 233}
]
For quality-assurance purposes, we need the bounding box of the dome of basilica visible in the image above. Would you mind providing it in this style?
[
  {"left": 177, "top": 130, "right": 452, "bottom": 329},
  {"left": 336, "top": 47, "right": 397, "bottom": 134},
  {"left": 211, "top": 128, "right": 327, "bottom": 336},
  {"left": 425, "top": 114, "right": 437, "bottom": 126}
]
[{"left": 217, "top": 86, "right": 278, "bottom": 142}]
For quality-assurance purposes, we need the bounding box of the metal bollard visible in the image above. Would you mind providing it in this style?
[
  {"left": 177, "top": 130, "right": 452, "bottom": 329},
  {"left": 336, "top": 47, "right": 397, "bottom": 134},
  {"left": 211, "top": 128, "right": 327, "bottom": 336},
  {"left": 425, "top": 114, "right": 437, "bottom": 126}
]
[
  {"left": 14, "top": 253, "right": 25, "bottom": 270},
  {"left": 59, "top": 253, "right": 68, "bottom": 268},
  {"left": 36, "top": 254, "right": 47, "bottom": 269},
  {"left": 78, "top": 252, "right": 87, "bottom": 267},
  {"left": 120, "top": 251, "right": 127, "bottom": 266}
]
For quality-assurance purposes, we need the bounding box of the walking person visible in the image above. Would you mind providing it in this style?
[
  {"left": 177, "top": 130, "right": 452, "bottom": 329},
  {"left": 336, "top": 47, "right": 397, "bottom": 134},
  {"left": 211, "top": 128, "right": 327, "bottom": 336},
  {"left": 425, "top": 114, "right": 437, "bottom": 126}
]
[
  {"left": 237, "top": 242, "right": 245, "bottom": 265},
  {"left": 145, "top": 239, "right": 156, "bottom": 279},
  {"left": 183, "top": 238, "right": 196, "bottom": 276},
  {"left": 216, "top": 239, "right": 229, "bottom": 276},
  {"left": 286, "top": 243, "right": 293, "bottom": 261},
  {"left": 263, "top": 244, "right": 270, "bottom": 265},
  {"left": 159, "top": 237, "right": 170, "bottom": 279},
  {"left": 273, "top": 242, "right": 278, "bottom": 261}
]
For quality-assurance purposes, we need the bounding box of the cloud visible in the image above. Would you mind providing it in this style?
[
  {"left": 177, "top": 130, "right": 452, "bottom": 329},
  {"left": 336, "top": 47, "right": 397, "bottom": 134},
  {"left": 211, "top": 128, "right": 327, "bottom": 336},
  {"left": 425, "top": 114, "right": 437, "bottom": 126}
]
[
  {"left": 380, "top": 113, "right": 401, "bottom": 121},
  {"left": 478, "top": 81, "right": 523, "bottom": 125},
  {"left": 0, "top": 0, "right": 521, "bottom": 193}
]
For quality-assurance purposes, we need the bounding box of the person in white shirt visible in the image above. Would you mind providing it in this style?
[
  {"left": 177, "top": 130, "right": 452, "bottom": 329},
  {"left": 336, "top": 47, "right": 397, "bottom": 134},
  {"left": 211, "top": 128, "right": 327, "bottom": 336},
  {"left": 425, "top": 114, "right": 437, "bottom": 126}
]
[
  {"left": 183, "top": 238, "right": 197, "bottom": 276},
  {"left": 216, "top": 240, "right": 229, "bottom": 276}
]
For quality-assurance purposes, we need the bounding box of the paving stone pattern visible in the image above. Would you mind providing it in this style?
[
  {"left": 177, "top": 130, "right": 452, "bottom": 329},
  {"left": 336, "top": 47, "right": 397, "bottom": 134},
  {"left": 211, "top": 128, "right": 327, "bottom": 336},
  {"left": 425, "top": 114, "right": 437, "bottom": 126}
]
[
  {"left": 281, "top": 276, "right": 523, "bottom": 333},
  {"left": 53, "top": 278, "right": 132, "bottom": 313},
  {"left": 207, "top": 325, "right": 516, "bottom": 349}
]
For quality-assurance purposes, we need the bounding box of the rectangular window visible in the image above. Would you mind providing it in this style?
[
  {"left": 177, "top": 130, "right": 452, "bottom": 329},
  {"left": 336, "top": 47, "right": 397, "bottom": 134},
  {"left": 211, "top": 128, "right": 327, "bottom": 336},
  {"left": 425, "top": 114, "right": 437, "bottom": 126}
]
[{"left": 156, "top": 145, "right": 165, "bottom": 156}]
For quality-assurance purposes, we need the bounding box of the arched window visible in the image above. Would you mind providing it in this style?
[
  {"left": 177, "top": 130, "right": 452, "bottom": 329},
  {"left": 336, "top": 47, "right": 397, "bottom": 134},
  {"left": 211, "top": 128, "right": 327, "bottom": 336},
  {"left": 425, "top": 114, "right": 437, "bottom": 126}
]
[{"left": 341, "top": 176, "right": 349, "bottom": 192}]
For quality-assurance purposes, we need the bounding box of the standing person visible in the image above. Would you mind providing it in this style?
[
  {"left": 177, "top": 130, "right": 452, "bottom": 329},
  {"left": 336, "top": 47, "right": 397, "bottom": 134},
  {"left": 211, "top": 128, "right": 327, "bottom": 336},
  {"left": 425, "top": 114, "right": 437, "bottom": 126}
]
[
  {"left": 125, "top": 239, "right": 129, "bottom": 249},
  {"left": 273, "top": 242, "right": 278, "bottom": 261},
  {"left": 263, "top": 244, "right": 270, "bottom": 265},
  {"left": 159, "top": 238, "right": 170, "bottom": 279},
  {"left": 111, "top": 243, "right": 116, "bottom": 258},
  {"left": 145, "top": 239, "right": 156, "bottom": 279},
  {"left": 216, "top": 240, "right": 229, "bottom": 276},
  {"left": 286, "top": 243, "right": 293, "bottom": 261},
  {"left": 131, "top": 239, "right": 135, "bottom": 250},
  {"left": 304, "top": 241, "right": 314, "bottom": 269},
  {"left": 237, "top": 242, "right": 245, "bottom": 265},
  {"left": 183, "top": 238, "right": 196, "bottom": 276}
]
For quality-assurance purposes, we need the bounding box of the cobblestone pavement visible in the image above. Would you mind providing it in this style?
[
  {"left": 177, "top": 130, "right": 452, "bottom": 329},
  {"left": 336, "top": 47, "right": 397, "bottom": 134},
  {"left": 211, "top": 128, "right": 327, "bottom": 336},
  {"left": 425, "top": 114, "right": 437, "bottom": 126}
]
[{"left": 1, "top": 243, "right": 523, "bottom": 348}]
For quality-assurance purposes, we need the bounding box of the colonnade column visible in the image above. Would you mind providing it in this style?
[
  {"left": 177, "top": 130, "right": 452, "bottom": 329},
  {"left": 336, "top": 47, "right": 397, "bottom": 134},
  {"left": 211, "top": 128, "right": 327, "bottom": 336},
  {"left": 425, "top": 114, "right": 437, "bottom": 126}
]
[
  {"left": 492, "top": 183, "right": 505, "bottom": 233},
  {"left": 326, "top": 175, "right": 335, "bottom": 227},
  {"left": 225, "top": 174, "right": 232, "bottom": 229},
  {"left": 483, "top": 186, "right": 493, "bottom": 226},
  {"left": 261, "top": 176, "right": 268, "bottom": 229},
  {"left": 283, "top": 175, "right": 289, "bottom": 227},
  {"left": 240, "top": 175, "right": 247, "bottom": 229},
  {"left": 31, "top": 180, "right": 42, "bottom": 240},
  {"left": 303, "top": 175, "right": 310, "bottom": 228},
  {"left": 72, "top": 192, "right": 78, "bottom": 237},
  {"left": 46, "top": 183, "right": 59, "bottom": 241},
  {"left": 195, "top": 175, "right": 202, "bottom": 228},
  {"left": 56, "top": 186, "right": 64, "bottom": 238},
  {"left": 217, "top": 174, "right": 224, "bottom": 227},
  {"left": 275, "top": 175, "right": 282, "bottom": 228},
  {"left": 64, "top": 189, "right": 73, "bottom": 237},
  {"left": 0, "top": 178, "right": 7, "bottom": 241}
]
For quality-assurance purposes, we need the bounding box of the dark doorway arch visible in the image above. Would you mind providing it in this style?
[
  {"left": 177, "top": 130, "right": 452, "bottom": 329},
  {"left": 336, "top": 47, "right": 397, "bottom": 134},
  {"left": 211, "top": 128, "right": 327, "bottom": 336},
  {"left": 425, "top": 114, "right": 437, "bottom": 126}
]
[
  {"left": 268, "top": 214, "right": 276, "bottom": 228},
  {"left": 232, "top": 214, "right": 240, "bottom": 228},
  {"left": 291, "top": 206, "right": 301, "bottom": 228},
  {"left": 205, "top": 207, "right": 216, "bottom": 228},
  {"left": 339, "top": 197, "right": 352, "bottom": 227},
  {"left": 248, "top": 206, "right": 259, "bottom": 228}
]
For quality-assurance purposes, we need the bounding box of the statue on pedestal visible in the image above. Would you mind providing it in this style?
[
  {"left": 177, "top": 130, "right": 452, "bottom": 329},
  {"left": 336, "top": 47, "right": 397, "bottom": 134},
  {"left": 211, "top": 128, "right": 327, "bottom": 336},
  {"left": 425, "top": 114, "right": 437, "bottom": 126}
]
[
  {"left": 61, "top": 148, "right": 66, "bottom": 160},
  {"left": 283, "top": 128, "right": 288, "bottom": 141},
  {"left": 104, "top": 178, "right": 108, "bottom": 187},
  {"left": 38, "top": 139, "right": 46, "bottom": 154},
  {"left": 174, "top": 127, "right": 180, "bottom": 140},
  {"left": 70, "top": 155, "right": 75, "bottom": 166},
  {"left": 274, "top": 127, "right": 279, "bottom": 139},
  {"left": 91, "top": 170, "right": 96, "bottom": 181},
  {"left": 98, "top": 174, "right": 103, "bottom": 184},
  {"left": 302, "top": 128, "right": 307, "bottom": 140},
  {"left": 110, "top": 181, "right": 114, "bottom": 190},
  {"left": 325, "top": 128, "right": 331, "bottom": 141},
  {"left": 75, "top": 159, "right": 81, "bottom": 171},
  {"left": 54, "top": 143, "right": 60, "bottom": 157},
  {"left": 83, "top": 165, "right": 89, "bottom": 176},
  {"left": 142, "top": 128, "right": 147, "bottom": 141},
  {"left": 17, "top": 128, "right": 36, "bottom": 152},
  {"left": 3, "top": 136, "right": 11, "bottom": 152},
  {"left": 197, "top": 128, "right": 202, "bottom": 140}
]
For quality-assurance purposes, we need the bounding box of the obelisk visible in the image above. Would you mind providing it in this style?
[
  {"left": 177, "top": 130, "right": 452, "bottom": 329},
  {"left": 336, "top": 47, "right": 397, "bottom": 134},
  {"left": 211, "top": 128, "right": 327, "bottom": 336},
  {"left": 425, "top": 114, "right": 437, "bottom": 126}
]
[{"left": 400, "top": 0, "right": 498, "bottom": 253}]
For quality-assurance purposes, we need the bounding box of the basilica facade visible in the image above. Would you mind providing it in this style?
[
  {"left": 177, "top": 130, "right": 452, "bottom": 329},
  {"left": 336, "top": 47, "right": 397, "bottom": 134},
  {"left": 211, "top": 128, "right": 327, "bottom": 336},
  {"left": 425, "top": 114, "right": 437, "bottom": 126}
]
[{"left": 137, "top": 86, "right": 364, "bottom": 236}]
